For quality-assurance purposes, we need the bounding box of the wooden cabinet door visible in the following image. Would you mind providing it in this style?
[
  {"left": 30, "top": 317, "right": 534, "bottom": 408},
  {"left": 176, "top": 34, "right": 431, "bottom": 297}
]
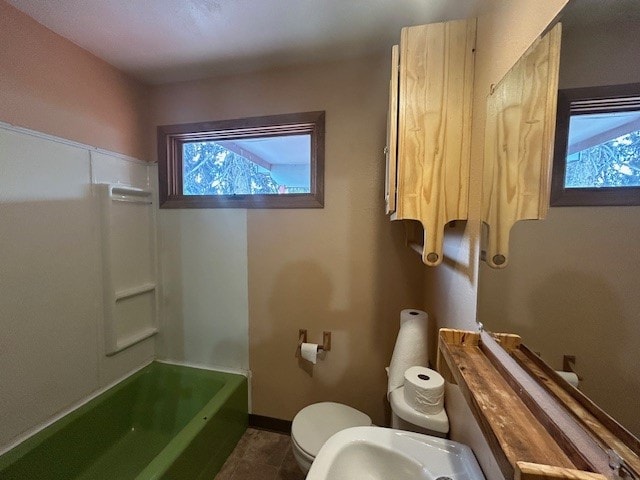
[
  {"left": 393, "top": 19, "right": 476, "bottom": 266},
  {"left": 385, "top": 45, "right": 400, "bottom": 216},
  {"left": 482, "top": 23, "right": 562, "bottom": 268}
]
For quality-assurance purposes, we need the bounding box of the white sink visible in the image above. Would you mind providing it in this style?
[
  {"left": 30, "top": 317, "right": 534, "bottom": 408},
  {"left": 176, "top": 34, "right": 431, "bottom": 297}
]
[{"left": 306, "top": 426, "right": 486, "bottom": 480}]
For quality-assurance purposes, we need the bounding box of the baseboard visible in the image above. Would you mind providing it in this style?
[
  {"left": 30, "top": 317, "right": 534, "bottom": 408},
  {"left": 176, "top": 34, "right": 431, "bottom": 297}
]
[{"left": 248, "top": 414, "right": 292, "bottom": 434}]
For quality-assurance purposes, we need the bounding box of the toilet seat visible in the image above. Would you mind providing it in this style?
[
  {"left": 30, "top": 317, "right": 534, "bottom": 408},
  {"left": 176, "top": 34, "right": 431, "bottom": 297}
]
[
  {"left": 291, "top": 402, "right": 372, "bottom": 458},
  {"left": 291, "top": 434, "right": 314, "bottom": 463}
]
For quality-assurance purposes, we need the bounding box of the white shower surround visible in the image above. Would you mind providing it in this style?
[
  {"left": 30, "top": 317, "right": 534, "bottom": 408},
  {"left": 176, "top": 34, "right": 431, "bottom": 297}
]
[{"left": 0, "top": 121, "right": 250, "bottom": 451}]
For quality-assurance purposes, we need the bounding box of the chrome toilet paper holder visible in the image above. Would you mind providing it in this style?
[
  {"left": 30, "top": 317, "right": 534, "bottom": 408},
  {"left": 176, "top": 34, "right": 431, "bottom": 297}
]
[{"left": 295, "top": 329, "right": 331, "bottom": 358}]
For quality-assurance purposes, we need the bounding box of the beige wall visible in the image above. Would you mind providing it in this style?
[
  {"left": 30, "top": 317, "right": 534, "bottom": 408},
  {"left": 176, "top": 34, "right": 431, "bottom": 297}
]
[
  {"left": 0, "top": 1, "right": 150, "bottom": 160},
  {"left": 560, "top": 18, "right": 640, "bottom": 89},
  {"left": 477, "top": 16, "right": 640, "bottom": 438},
  {"left": 149, "top": 55, "right": 426, "bottom": 425},
  {"left": 422, "top": 2, "right": 568, "bottom": 479}
]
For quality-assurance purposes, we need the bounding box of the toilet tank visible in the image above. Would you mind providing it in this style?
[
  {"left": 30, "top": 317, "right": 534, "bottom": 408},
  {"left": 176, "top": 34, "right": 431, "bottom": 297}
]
[{"left": 389, "top": 387, "right": 449, "bottom": 436}]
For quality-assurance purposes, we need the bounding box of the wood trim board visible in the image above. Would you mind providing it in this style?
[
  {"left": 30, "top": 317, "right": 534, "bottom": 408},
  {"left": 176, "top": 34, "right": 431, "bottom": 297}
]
[{"left": 438, "top": 328, "right": 637, "bottom": 480}]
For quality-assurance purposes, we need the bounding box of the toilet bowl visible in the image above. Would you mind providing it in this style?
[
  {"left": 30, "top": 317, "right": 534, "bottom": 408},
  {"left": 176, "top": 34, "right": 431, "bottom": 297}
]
[
  {"left": 291, "top": 395, "right": 449, "bottom": 473},
  {"left": 290, "top": 402, "right": 372, "bottom": 473}
]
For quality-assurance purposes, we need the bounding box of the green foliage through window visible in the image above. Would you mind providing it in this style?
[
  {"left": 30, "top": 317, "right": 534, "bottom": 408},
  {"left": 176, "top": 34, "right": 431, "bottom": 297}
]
[
  {"left": 183, "top": 139, "right": 311, "bottom": 196},
  {"left": 565, "top": 130, "right": 640, "bottom": 188},
  {"left": 183, "top": 142, "right": 282, "bottom": 195}
]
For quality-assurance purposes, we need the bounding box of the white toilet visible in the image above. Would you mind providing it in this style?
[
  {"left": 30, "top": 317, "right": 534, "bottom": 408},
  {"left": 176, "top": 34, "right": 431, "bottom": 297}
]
[
  {"left": 291, "top": 387, "right": 449, "bottom": 473},
  {"left": 291, "top": 309, "right": 446, "bottom": 473},
  {"left": 291, "top": 402, "right": 372, "bottom": 473}
]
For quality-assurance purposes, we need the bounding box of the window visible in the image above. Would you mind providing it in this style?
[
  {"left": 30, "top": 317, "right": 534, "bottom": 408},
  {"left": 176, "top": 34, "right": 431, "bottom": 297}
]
[
  {"left": 551, "top": 84, "right": 640, "bottom": 206},
  {"left": 158, "top": 111, "right": 325, "bottom": 208}
]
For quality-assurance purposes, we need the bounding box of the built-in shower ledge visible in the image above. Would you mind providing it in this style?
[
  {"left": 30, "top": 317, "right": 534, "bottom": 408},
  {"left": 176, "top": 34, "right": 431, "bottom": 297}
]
[{"left": 437, "top": 328, "right": 638, "bottom": 480}]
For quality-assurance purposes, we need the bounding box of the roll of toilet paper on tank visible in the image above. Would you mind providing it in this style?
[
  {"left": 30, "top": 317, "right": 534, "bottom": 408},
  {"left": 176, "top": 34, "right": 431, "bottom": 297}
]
[
  {"left": 387, "top": 309, "right": 429, "bottom": 398},
  {"left": 556, "top": 370, "right": 580, "bottom": 387},
  {"left": 301, "top": 343, "right": 318, "bottom": 364},
  {"left": 403, "top": 366, "right": 444, "bottom": 415}
]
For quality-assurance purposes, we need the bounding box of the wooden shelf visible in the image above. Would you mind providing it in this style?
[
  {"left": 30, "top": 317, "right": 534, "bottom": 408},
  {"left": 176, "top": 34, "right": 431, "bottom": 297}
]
[
  {"left": 511, "top": 346, "right": 640, "bottom": 477},
  {"left": 436, "top": 329, "right": 624, "bottom": 480}
]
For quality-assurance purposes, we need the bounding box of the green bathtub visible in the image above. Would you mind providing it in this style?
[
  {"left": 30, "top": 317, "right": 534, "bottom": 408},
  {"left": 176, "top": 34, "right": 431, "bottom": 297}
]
[{"left": 0, "top": 362, "right": 248, "bottom": 480}]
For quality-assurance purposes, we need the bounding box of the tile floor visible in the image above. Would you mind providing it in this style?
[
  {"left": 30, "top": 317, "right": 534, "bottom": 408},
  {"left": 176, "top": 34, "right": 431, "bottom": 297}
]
[{"left": 215, "top": 428, "right": 306, "bottom": 480}]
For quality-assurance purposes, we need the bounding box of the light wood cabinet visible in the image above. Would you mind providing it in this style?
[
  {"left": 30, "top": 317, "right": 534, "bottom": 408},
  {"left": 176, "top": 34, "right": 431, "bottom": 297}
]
[
  {"left": 386, "top": 19, "right": 476, "bottom": 266},
  {"left": 482, "top": 24, "right": 562, "bottom": 268}
]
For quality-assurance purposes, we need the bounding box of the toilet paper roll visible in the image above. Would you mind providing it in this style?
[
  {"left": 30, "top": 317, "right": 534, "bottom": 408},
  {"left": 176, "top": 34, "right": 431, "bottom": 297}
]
[
  {"left": 556, "top": 370, "right": 580, "bottom": 387},
  {"left": 387, "top": 309, "right": 429, "bottom": 398},
  {"left": 403, "top": 366, "right": 444, "bottom": 415},
  {"left": 301, "top": 343, "right": 318, "bottom": 364}
]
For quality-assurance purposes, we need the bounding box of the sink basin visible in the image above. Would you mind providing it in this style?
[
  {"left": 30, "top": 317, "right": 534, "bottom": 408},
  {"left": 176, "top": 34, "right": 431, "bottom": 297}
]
[{"left": 306, "top": 426, "right": 485, "bottom": 480}]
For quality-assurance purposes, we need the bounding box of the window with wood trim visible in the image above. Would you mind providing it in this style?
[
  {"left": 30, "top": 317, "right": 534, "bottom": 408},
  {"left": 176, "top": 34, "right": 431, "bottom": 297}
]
[
  {"left": 157, "top": 111, "right": 325, "bottom": 208},
  {"left": 551, "top": 84, "right": 640, "bottom": 206}
]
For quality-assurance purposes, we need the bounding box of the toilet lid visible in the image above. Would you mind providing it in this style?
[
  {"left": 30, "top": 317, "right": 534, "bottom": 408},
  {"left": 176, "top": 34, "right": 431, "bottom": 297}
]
[{"left": 291, "top": 402, "right": 371, "bottom": 457}]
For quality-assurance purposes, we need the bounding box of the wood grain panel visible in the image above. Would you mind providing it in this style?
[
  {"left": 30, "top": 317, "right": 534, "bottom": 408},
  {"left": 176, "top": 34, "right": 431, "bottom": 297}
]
[
  {"left": 513, "top": 348, "right": 640, "bottom": 476},
  {"left": 437, "top": 328, "right": 480, "bottom": 383},
  {"left": 438, "top": 329, "right": 640, "bottom": 479},
  {"left": 492, "top": 332, "right": 522, "bottom": 352},
  {"left": 395, "top": 19, "right": 476, "bottom": 266},
  {"left": 438, "top": 331, "right": 575, "bottom": 479},
  {"left": 516, "top": 462, "right": 607, "bottom": 480},
  {"left": 481, "top": 332, "right": 610, "bottom": 474},
  {"left": 439, "top": 327, "right": 480, "bottom": 347},
  {"left": 482, "top": 23, "right": 561, "bottom": 268},
  {"left": 385, "top": 45, "right": 399, "bottom": 215}
]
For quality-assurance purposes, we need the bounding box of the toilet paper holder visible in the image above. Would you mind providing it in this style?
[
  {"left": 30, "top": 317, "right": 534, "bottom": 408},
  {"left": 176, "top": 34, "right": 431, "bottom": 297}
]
[
  {"left": 295, "top": 329, "right": 331, "bottom": 358},
  {"left": 562, "top": 354, "right": 584, "bottom": 381}
]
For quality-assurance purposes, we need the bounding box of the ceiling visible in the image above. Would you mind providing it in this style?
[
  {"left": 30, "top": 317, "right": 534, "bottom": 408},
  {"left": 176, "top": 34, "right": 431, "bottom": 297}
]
[{"left": 6, "top": 0, "right": 496, "bottom": 85}]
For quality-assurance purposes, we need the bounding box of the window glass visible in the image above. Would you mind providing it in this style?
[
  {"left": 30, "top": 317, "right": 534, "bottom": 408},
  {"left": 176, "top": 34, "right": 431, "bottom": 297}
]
[
  {"left": 565, "top": 111, "right": 640, "bottom": 188},
  {"left": 182, "top": 135, "right": 311, "bottom": 196},
  {"left": 550, "top": 84, "right": 640, "bottom": 206},
  {"left": 157, "top": 111, "right": 324, "bottom": 209}
]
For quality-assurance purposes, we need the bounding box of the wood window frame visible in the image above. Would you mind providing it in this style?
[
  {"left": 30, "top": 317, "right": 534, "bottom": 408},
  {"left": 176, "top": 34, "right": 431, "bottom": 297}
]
[
  {"left": 157, "top": 111, "right": 325, "bottom": 209},
  {"left": 550, "top": 83, "right": 640, "bottom": 207}
]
